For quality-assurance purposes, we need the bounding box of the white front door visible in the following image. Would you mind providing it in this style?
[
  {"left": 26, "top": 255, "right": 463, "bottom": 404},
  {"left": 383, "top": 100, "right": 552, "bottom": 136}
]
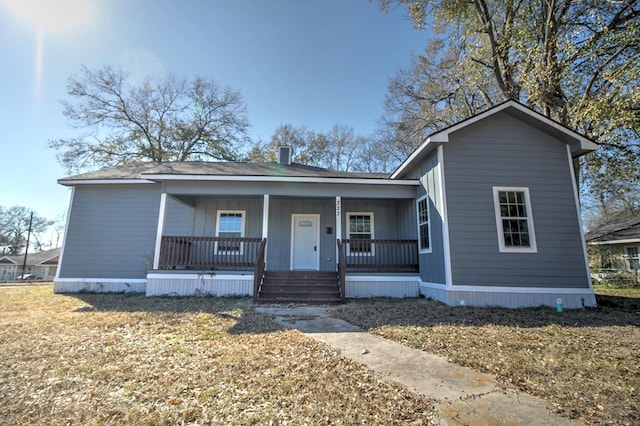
[{"left": 291, "top": 214, "right": 320, "bottom": 270}]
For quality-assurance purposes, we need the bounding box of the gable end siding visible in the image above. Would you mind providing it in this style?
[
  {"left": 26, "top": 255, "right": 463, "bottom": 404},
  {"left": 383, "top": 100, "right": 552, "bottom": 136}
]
[
  {"left": 443, "top": 112, "right": 589, "bottom": 288},
  {"left": 414, "top": 151, "right": 446, "bottom": 284},
  {"left": 59, "top": 184, "right": 162, "bottom": 279}
]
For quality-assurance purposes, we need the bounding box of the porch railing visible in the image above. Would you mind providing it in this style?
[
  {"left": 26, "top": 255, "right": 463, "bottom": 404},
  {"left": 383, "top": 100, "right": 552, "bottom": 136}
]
[
  {"left": 338, "top": 238, "right": 419, "bottom": 272},
  {"left": 253, "top": 238, "right": 267, "bottom": 300},
  {"left": 159, "top": 236, "right": 264, "bottom": 270}
]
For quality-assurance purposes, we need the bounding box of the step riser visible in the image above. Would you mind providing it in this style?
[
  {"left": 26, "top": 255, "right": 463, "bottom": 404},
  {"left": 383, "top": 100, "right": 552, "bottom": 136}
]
[{"left": 258, "top": 271, "right": 342, "bottom": 304}]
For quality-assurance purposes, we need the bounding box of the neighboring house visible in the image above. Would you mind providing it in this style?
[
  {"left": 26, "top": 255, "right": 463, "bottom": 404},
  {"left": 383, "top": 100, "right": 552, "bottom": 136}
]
[
  {"left": 54, "top": 100, "right": 598, "bottom": 308},
  {"left": 0, "top": 247, "right": 61, "bottom": 281},
  {"left": 585, "top": 216, "right": 640, "bottom": 272}
]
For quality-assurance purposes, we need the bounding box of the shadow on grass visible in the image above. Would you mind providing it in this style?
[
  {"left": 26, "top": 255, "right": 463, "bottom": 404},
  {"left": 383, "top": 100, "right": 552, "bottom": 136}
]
[
  {"left": 70, "top": 293, "right": 285, "bottom": 335},
  {"left": 334, "top": 293, "right": 640, "bottom": 330}
]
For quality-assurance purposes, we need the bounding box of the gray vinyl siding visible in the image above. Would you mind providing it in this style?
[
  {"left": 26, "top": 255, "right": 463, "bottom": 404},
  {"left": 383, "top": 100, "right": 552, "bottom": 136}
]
[
  {"left": 163, "top": 196, "right": 195, "bottom": 235},
  {"left": 192, "top": 198, "right": 263, "bottom": 237},
  {"left": 414, "top": 151, "right": 447, "bottom": 284},
  {"left": 342, "top": 199, "right": 415, "bottom": 239},
  {"left": 443, "top": 112, "right": 589, "bottom": 288},
  {"left": 59, "top": 184, "right": 161, "bottom": 278}
]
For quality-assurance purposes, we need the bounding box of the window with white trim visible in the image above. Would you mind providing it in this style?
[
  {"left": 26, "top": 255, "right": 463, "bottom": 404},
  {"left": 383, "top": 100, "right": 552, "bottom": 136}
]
[
  {"left": 493, "top": 187, "right": 537, "bottom": 253},
  {"left": 627, "top": 247, "right": 639, "bottom": 270},
  {"left": 417, "top": 196, "right": 431, "bottom": 252},
  {"left": 216, "top": 211, "right": 245, "bottom": 253},
  {"left": 347, "top": 213, "right": 374, "bottom": 255}
]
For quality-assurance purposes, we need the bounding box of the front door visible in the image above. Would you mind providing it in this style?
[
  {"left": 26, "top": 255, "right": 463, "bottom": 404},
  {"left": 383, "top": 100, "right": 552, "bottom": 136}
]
[{"left": 291, "top": 214, "right": 320, "bottom": 270}]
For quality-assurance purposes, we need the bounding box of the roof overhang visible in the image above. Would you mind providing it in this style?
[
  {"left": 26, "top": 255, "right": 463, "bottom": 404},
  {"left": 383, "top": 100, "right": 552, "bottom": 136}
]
[
  {"left": 58, "top": 179, "right": 157, "bottom": 186},
  {"left": 142, "top": 174, "right": 418, "bottom": 186},
  {"left": 588, "top": 238, "right": 640, "bottom": 246},
  {"left": 391, "top": 100, "right": 599, "bottom": 179}
]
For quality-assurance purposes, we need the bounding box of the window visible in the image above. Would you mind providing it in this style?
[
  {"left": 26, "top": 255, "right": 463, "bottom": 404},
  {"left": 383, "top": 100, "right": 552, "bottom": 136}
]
[
  {"left": 216, "top": 211, "right": 245, "bottom": 253},
  {"left": 627, "top": 247, "right": 639, "bottom": 270},
  {"left": 417, "top": 196, "right": 431, "bottom": 252},
  {"left": 493, "top": 187, "right": 537, "bottom": 253},
  {"left": 347, "top": 213, "right": 374, "bottom": 255}
]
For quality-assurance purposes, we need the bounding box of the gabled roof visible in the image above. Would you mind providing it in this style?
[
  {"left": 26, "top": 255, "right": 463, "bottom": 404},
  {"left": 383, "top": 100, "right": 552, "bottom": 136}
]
[
  {"left": 585, "top": 216, "right": 640, "bottom": 245},
  {"left": 391, "top": 100, "right": 599, "bottom": 179},
  {"left": 58, "top": 161, "right": 393, "bottom": 185},
  {"left": 6, "top": 247, "right": 62, "bottom": 266}
]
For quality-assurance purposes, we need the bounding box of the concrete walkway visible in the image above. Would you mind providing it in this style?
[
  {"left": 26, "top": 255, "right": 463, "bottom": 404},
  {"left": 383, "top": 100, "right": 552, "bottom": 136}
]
[{"left": 256, "top": 305, "right": 581, "bottom": 426}]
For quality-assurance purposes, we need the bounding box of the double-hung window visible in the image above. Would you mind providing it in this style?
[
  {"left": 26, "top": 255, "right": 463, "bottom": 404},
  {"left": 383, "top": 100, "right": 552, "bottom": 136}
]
[
  {"left": 347, "top": 213, "right": 374, "bottom": 255},
  {"left": 416, "top": 196, "right": 431, "bottom": 253},
  {"left": 216, "top": 211, "right": 245, "bottom": 254},
  {"left": 627, "top": 247, "right": 639, "bottom": 270},
  {"left": 493, "top": 187, "right": 537, "bottom": 253}
]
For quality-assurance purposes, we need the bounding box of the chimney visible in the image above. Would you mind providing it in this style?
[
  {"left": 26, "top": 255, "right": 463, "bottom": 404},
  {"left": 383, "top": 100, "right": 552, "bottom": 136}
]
[{"left": 278, "top": 146, "right": 292, "bottom": 165}]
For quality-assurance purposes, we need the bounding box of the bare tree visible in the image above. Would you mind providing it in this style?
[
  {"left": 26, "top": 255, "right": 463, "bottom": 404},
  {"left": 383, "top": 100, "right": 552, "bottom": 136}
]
[
  {"left": 0, "top": 207, "right": 53, "bottom": 255},
  {"left": 49, "top": 66, "right": 250, "bottom": 173}
]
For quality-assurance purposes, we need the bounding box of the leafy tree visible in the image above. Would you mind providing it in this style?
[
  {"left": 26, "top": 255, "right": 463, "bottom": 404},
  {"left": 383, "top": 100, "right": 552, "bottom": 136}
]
[
  {"left": 377, "top": 0, "right": 640, "bottom": 193},
  {"left": 0, "top": 207, "right": 53, "bottom": 255},
  {"left": 49, "top": 66, "right": 250, "bottom": 173}
]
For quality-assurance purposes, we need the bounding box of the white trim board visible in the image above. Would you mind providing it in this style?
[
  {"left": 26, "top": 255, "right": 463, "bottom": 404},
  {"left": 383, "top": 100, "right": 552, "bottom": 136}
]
[{"left": 419, "top": 282, "right": 593, "bottom": 294}]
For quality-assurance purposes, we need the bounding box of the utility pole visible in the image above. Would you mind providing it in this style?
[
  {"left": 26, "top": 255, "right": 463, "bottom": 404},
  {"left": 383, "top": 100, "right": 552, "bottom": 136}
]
[{"left": 20, "top": 212, "right": 33, "bottom": 279}]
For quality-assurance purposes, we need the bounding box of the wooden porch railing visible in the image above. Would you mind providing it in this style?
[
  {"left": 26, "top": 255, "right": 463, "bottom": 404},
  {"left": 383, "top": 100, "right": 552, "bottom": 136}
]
[
  {"left": 253, "top": 238, "right": 267, "bottom": 300},
  {"left": 159, "top": 236, "right": 264, "bottom": 270},
  {"left": 338, "top": 239, "right": 419, "bottom": 272}
]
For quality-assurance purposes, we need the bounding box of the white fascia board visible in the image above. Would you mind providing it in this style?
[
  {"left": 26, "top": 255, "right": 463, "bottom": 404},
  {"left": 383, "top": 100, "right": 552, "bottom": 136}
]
[
  {"left": 0, "top": 257, "right": 18, "bottom": 264},
  {"left": 589, "top": 238, "right": 640, "bottom": 245},
  {"left": 391, "top": 137, "right": 443, "bottom": 179},
  {"left": 58, "top": 179, "right": 156, "bottom": 186},
  {"left": 142, "top": 174, "right": 419, "bottom": 186}
]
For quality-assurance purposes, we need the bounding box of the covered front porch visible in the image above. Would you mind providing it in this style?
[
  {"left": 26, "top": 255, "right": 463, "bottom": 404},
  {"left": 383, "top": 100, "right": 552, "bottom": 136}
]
[
  {"left": 146, "top": 186, "right": 421, "bottom": 300},
  {"left": 147, "top": 235, "right": 419, "bottom": 301}
]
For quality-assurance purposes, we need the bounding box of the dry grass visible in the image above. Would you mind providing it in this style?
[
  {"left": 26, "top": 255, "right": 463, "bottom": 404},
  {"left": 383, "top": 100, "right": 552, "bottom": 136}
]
[
  {"left": 334, "top": 287, "right": 640, "bottom": 425},
  {"left": 0, "top": 286, "right": 437, "bottom": 425}
]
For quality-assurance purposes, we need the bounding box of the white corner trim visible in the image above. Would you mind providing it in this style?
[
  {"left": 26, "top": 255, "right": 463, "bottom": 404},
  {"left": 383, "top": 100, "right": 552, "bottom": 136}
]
[
  {"left": 54, "top": 187, "right": 75, "bottom": 281},
  {"left": 567, "top": 146, "right": 594, "bottom": 290},
  {"left": 152, "top": 193, "right": 168, "bottom": 269},
  {"left": 437, "top": 145, "right": 453, "bottom": 287}
]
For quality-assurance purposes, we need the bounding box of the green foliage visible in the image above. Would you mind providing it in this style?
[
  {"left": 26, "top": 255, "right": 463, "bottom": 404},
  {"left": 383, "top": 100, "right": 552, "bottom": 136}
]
[
  {"left": 50, "top": 66, "right": 250, "bottom": 173},
  {"left": 378, "top": 0, "right": 640, "bottom": 197}
]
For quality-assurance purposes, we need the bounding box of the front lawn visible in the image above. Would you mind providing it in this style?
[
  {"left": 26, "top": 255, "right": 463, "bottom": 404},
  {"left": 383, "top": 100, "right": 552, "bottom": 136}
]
[
  {"left": 335, "top": 287, "right": 640, "bottom": 425},
  {"left": 0, "top": 287, "right": 436, "bottom": 425}
]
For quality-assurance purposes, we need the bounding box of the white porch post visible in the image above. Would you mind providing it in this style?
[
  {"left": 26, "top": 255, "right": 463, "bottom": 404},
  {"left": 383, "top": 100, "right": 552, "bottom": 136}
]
[
  {"left": 335, "top": 196, "right": 342, "bottom": 266},
  {"left": 152, "top": 192, "right": 168, "bottom": 270},
  {"left": 262, "top": 194, "right": 269, "bottom": 239}
]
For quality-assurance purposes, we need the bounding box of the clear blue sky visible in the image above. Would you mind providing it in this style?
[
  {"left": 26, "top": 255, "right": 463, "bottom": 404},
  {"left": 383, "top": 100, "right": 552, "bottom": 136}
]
[{"left": 0, "top": 0, "right": 425, "bottom": 234}]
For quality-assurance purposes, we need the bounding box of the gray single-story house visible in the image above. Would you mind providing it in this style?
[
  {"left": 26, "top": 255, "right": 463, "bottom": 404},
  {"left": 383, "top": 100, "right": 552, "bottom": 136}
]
[
  {"left": 0, "top": 247, "right": 61, "bottom": 281},
  {"left": 55, "top": 100, "right": 598, "bottom": 308},
  {"left": 586, "top": 216, "right": 640, "bottom": 272}
]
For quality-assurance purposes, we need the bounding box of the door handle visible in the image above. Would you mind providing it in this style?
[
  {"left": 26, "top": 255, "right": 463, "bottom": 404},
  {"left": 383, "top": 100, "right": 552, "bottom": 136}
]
[{"left": 314, "top": 245, "right": 317, "bottom": 251}]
